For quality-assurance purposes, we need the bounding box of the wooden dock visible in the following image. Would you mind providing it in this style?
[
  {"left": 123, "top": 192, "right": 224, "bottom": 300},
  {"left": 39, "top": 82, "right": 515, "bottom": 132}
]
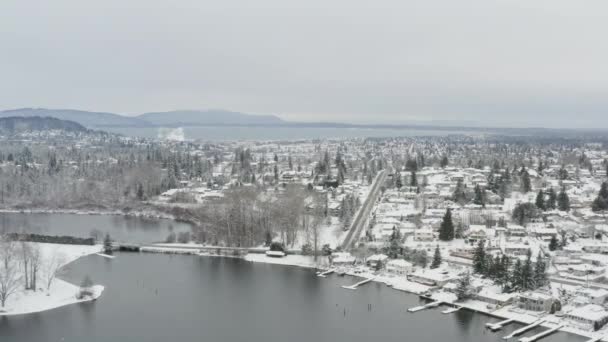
[
  {"left": 341, "top": 277, "right": 374, "bottom": 290},
  {"left": 486, "top": 318, "right": 515, "bottom": 331},
  {"left": 503, "top": 320, "right": 544, "bottom": 339},
  {"left": 317, "top": 269, "right": 335, "bottom": 277},
  {"left": 408, "top": 301, "right": 441, "bottom": 313},
  {"left": 442, "top": 307, "right": 461, "bottom": 314},
  {"left": 519, "top": 325, "right": 563, "bottom": 342}
]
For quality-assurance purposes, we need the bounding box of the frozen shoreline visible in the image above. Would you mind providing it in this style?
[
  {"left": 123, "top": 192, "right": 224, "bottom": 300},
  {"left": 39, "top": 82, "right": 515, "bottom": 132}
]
[
  {"left": 0, "top": 243, "right": 105, "bottom": 317},
  {"left": 0, "top": 207, "right": 178, "bottom": 221}
]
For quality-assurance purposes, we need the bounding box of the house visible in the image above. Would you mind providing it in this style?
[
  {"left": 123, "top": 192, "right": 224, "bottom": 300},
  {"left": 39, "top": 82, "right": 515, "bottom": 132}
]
[
  {"left": 504, "top": 243, "right": 531, "bottom": 256},
  {"left": 415, "top": 228, "right": 434, "bottom": 241},
  {"left": 407, "top": 269, "right": 458, "bottom": 287},
  {"left": 386, "top": 259, "right": 413, "bottom": 275},
  {"left": 517, "top": 291, "right": 555, "bottom": 312},
  {"left": 565, "top": 304, "right": 608, "bottom": 331},
  {"left": 573, "top": 287, "right": 608, "bottom": 306},
  {"left": 506, "top": 224, "right": 526, "bottom": 237},
  {"left": 330, "top": 252, "right": 356, "bottom": 266},
  {"left": 366, "top": 254, "right": 389, "bottom": 269}
]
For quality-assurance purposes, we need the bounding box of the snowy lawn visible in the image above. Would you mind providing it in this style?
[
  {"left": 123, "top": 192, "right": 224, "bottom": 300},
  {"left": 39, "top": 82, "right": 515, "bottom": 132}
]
[{"left": 0, "top": 243, "right": 103, "bottom": 316}]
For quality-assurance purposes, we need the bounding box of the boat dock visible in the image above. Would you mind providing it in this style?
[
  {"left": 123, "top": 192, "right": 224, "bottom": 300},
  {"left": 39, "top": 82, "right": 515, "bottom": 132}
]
[
  {"left": 317, "top": 269, "right": 335, "bottom": 277},
  {"left": 442, "top": 307, "right": 461, "bottom": 314},
  {"left": 408, "top": 301, "right": 441, "bottom": 313},
  {"left": 583, "top": 336, "right": 605, "bottom": 342},
  {"left": 486, "top": 318, "right": 516, "bottom": 331},
  {"left": 503, "top": 320, "right": 544, "bottom": 339},
  {"left": 341, "top": 277, "right": 374, "bottom": 290},
  {"left": 518, "top": 325, "right": 563, "bottom": 342}
]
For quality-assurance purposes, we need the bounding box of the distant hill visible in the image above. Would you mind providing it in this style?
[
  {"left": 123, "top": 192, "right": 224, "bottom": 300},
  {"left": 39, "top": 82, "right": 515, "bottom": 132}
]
[
  {"left": 0, "top": 108, "right": 148, "bottom": 128},
  {"left": 0, "top": 108, "right": 284, "bottom": 128},
  {"left": 137, "top": 110, "right": 285, "bottom": 126},
  {"left": 0, "top": 116, "right": 88, "bottom": 134}
]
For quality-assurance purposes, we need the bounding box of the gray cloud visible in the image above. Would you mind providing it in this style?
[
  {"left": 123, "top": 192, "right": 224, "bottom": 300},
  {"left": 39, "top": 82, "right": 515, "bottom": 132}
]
[{"left": 2, "top": 0, "right": 608, "bottom": 128}]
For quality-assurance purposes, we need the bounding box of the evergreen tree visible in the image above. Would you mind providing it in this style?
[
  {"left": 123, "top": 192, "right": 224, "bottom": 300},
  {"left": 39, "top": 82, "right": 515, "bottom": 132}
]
[
  {"left": 534, "top": 251, "right": 547, "bottom": 289},
  {"left": 410, "top": 171, "right": 418, "bottom": 187},
  {"left": 510, "top": 259, "right": 523, "bottom": 290},
  {"left": 456, "top": 271, "right": 472, "bottom": 300},
  {"left": 592, "top": 182, "right": 608, "bottom": 212},
  {"left": 557, "top": 187, "right": 570, "bottom": 211},
  {"left": 439, "top": 208, "right": 454, "bottom": 241},
  {"left": 535, "top": 190, "right": 545, "bottom": 211},
  {"left": 395, "top": 172, "right": 403, "bottom": 190},
  {"left": 521, "top": 249, "right": 533, "bottom": 290},
  {"left": 546, "top": 188, "right": 557, "bottom": 210},
  {"left": 473, "top": 185, "right": 485, "bottom": 207},
  {"left": 453, "top": 179, "right": 467, "bottom": 205},
  {"left": 549, "top": 235, "right": 558, "bottom": 251},
  {"left": 472, "top": 239, "right": 486, "bottom": 274},
  {"left": 440, "top": 156, "right": 449, "bottom": 168},
  {"left": 520, "top": 168, "right": 531, "bottom": 193},
  {"left": 430, "top": 245, "right": 442, "bottom": 269}
]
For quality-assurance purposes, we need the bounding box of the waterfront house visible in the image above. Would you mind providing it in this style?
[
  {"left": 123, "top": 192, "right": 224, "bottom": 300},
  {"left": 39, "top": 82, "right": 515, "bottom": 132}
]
[
  {"left": 407, "top": 268, "right": 458, "bottom": 287},
  {"left": 565, "top": 304, "right": 608, "bottom": 331},
  {"left": 366, "top": 254, "right": 389, "bottom": 269},
  {"left": 386, "top": 259, "right": 413, "bottom": 276},
  {"left": 330, "top": 252, "right": 356, "bottom": 266},
  {"left": 516, "top": 291, "right": 555, "bottom": 312}
]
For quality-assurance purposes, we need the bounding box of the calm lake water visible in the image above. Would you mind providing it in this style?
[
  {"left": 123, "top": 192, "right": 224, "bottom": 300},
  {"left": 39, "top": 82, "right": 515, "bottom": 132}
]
[
  {"left": 0, "top": 253, "right": 586, "bottom": 342},
  {"left": 105, "top": 126, "right": 482, "bottom": 141},
  {"left": 0, "top": 213, "right": 192, "bottom": 243}
]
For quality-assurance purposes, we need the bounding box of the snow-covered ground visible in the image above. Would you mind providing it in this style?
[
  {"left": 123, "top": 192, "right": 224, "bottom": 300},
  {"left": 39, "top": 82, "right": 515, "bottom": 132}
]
[
  {"left": 0, "top": 243, "right": 103, "bottom": 316},
  {"left": 244, "top": 253, "right": 330, "bottom": 269}
]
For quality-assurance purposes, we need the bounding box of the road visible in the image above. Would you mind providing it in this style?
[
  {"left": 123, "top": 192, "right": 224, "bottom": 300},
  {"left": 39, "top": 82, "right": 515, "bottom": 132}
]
[{"left": 341, "top": 169, "right": 387, "bottom": 250}]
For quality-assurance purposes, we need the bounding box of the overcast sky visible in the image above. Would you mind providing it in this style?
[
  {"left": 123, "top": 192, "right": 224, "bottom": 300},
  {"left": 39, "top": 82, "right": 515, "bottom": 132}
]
[{"left": 2, "top": 0, "right": 608, "bottom": 128}]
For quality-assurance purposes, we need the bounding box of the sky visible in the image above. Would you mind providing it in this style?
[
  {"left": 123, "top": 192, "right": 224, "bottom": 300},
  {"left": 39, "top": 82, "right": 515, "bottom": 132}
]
[{"left": 2, "top": 0, "right": 608, "bottom": 128}]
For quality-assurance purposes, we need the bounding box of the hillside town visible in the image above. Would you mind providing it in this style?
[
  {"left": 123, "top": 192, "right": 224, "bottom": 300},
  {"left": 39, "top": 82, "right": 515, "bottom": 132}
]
[{"left": 4, "top": 125, "right": 608, "bottom": 340}]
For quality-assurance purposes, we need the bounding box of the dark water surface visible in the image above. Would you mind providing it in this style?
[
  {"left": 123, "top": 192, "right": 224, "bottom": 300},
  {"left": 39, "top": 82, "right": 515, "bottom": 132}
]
[
  {"left": 0, "top": 253, "right": 586, "bottom": 342},
  {"left": 0, "top": 213, "right": 192, "bottom": 243}
]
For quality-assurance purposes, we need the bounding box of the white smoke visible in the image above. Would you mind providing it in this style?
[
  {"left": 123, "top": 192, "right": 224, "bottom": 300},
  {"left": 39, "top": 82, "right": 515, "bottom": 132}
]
[{"left": 157, "top": 127, "right": 185, "bottom": 141}]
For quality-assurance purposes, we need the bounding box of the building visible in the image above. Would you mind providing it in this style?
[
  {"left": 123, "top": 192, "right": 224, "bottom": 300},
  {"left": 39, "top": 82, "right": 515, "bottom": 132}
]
[
  {"left": 386, "top": 259, "right": 413, "bottom": 275},
  {"left": 330, "top": 252, "right": 356, "bottom": 266},
  {"left": 366, "top": 254, "right": 389, "bottom": 269},
  {"left": 565, "top": 304, "right": 608, "bottom": 331},
  {"left": 407, "top": 269, "right": 458, "bottom": 287},
  {"left": 517, "top": 291, "right": 555, "bottom": 312},
  {"left": 415, "top": 228, "right": 434, "bottom": 241}
]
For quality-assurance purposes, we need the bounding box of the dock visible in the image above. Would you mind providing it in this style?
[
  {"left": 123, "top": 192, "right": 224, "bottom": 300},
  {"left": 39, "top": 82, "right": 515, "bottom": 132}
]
[
  {"left": 486, "top": 318, "right": 515, "bottom": 331},
  {"left": 408, "top": 301, "right": 441, "bottom": 313},
  {"left": 341, "top": 277, "right": 374, "bottom": 290},
  {"left": 442, "top": 307, "right": 461, "bottom": 314},
  {"left": 317, "top": 269, "right": 335, "bottom": 278},
  {"left": 503, "top": 320, "right": 544, "bottom": 339},
  {"left": 519, "top": 325, "right": 563, "bottom": 342},
  {"left": 583, "top": 336, "right": 604, "bottom": 342}
]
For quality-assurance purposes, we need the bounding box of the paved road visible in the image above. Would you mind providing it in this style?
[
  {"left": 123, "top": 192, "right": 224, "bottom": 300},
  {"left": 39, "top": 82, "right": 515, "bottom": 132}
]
[{"left": 341, "top": 170, "right": 387, "bottom": 250}]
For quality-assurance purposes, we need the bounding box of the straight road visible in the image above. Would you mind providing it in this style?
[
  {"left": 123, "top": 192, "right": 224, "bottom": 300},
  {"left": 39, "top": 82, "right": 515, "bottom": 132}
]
[{"left": 341, "top": 169, "right": 387, "bottom": 250}]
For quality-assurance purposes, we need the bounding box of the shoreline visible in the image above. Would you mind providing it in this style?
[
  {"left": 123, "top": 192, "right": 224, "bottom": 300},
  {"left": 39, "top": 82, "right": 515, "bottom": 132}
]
[{"left": 0, "top": 243, "right": 105, "bottom": 317}]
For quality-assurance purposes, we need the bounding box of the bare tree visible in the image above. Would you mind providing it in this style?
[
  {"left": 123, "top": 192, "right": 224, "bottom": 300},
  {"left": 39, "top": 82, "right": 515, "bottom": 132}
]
[
  {"left": 0, "top": 238, "right": 22, "bottom": 308},
  {"left": 29, "top": 245, "right": 41, "bottom": 291},
  {"left": 44, "top": 249, "right": 66, "bottom": 291}
]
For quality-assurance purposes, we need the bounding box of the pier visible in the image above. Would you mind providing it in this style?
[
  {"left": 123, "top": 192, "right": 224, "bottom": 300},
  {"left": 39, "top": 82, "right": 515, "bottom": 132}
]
[
  {"left": 408, "top": 301, "right": 441, "bottom": 313},
  {"left": 518, "top": 325, "right": 563, "bottom": 342},
  {"left": 583, "top": 336, "right": 605, "bottom": 342},
  {"left": 341, "top": 277, "right": 374, "bottom": 290},
  {"left": 442, "top": 307, "right": 461, "bottom": 314},
  {"left": 503, "top": 320, "right": 544, "bottom": 339},
  {"left": 486, "top": 318, "right": 515, "bottom": 331},
  {"left": 317, "top": 269, "right": 336, "bottom": 277}
]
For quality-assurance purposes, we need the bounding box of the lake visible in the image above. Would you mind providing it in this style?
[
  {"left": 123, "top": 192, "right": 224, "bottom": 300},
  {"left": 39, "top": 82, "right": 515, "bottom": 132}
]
[
  {"left": 0, "top": 253, "right": 586, "bottom": 342},
  {"left": 104, "top": 126, "right": 483, "bottom": 141},
  {"left": 0, "top": 213, "right": 192, "bottom": 244}
]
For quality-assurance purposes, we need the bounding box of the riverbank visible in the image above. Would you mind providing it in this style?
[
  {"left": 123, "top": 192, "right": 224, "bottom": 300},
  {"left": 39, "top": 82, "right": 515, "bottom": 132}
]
[{"left": 0, "top": 243, "right": 104, "bottom": 316}]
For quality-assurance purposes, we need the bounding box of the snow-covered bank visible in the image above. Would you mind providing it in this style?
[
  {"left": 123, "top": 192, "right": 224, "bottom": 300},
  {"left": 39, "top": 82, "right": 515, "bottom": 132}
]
[
  {"left": 244, "top": 253, "right": 330, "bottom": 269},
  {"left": 0, "top": 243, "right": 104, "bottom": 316}
]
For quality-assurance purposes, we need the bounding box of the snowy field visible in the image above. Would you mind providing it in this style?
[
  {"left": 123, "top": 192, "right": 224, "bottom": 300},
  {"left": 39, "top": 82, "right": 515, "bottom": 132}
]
[{"left": 0, "top": 243, "right": 103, "bottom": 316}]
